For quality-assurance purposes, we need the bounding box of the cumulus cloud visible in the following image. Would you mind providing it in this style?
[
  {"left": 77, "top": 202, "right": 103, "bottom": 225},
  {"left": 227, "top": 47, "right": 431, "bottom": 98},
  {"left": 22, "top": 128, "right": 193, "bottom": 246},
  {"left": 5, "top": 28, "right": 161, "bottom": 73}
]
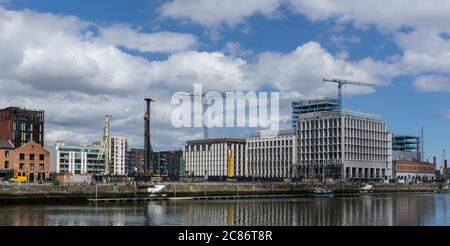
[
  {"left": 414, "top": 75, "right": 450, "bottom": 92},
  {"left": 287, "top": 0, "right": 450, "bottom": 33},
  {"left": 98, "top": 24, "right": 197, "bottom": 53},
  {"left": 160, "top": 0, "right": 283, "bottom": 28},
  {"left": 0, "top": 7, "right": 392, "bottom": 149}
]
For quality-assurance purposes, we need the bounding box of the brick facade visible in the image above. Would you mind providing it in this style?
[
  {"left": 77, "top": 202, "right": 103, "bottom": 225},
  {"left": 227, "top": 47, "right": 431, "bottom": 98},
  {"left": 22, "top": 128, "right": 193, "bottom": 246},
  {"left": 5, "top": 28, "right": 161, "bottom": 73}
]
[{"left": 12, "top": 141, "right": 50, "bottom": 182}]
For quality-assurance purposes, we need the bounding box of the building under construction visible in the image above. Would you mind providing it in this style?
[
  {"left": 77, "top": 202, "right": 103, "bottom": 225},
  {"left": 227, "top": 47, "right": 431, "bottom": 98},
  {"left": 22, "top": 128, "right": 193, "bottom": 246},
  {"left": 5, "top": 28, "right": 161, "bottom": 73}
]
[
  {"left": 392, "top": 134, "right": 421, "bottom": 161},
  {"left": 291, "top": 98, "right": 339, "bottom": 129}
]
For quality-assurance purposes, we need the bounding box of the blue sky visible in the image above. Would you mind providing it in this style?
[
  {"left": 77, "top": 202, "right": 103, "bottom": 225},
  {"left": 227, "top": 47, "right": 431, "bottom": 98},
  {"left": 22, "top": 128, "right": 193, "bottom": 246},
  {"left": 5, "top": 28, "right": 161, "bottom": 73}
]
[{"left": 0, "top": 0, "right": 449, "bottom": 164}]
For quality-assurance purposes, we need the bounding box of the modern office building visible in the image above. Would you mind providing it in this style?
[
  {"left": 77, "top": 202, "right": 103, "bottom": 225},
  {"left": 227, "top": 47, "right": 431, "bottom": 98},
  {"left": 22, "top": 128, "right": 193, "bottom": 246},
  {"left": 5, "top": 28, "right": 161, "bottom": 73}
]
[
  {"left": 292, "top": 98, "right": 339, "bottom": 129},
  {"left": 12, "top": 141, "right": 49, "bottom": 182},
  {"left": 392, "top": 134, "right": 421, "bottom": 161},
  {"left": 126, "top": 148, "right": 144, "bottom": 176},
  {"left": 109, "top": 136, "right": 128, "bottom": 175},
  {"left": 296, "top": 109, "right": 392, "bottom": 182},
  {"left": 184, "top": 138, "right": 246, "bottom": 179},
  {"left": 0, "top": 107, "right": 45, "bottom": 147},
  {"left": 156, "top": 150, "right": 184, "bottom": 177},
  {"left": 47, "top": 141, "right": 104, "bottom": 175},
  {"left": 246, "top": 130, "right": 296, "bottom": 180}
]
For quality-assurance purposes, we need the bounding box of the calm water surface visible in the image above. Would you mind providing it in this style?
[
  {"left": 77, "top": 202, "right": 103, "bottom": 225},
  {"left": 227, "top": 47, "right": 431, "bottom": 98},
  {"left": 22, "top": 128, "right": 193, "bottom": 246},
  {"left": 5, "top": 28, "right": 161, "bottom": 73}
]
[{"left": 1, "top": 194, "right": 449, "bottom": 226}]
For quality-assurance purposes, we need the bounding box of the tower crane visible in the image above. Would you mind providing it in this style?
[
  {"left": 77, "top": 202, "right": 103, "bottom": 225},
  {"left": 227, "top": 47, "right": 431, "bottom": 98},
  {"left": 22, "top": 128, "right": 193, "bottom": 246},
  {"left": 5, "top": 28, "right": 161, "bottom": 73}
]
[
  {"left": 323, "top": 78, "right": 376, "bottom": 109},
  {"left": 97, "top": 115, "right": 112, "bottom": 175}
]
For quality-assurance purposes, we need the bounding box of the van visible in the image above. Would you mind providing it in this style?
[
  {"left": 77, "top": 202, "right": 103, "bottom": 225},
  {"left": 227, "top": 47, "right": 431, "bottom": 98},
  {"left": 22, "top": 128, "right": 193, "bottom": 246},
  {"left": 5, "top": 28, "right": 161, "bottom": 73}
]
[{"left": 9, "top": 176, "right": 28, "bottom": 183}]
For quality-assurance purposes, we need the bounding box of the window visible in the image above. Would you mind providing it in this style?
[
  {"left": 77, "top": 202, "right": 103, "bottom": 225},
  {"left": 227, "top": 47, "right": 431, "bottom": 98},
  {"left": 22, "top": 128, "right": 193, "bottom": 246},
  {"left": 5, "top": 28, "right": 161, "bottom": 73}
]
[
  {"left": 39, "top": 154, "right": 45, "bottom": 161},
  {"left": 5, "top": 151, "right": 9, "bottom": 157},
  {"left": 20, "top": 153, "right": 25, "bottom": 160},
  {"left": 30, "top": 164, "right": 35, "bottom": 170},
  {"left": 4, "top": 161, "right": 8, "bottom": 169},
  {"left": 30, "top": 154, "right": 35, "bottom": 160},
  {"left": 19, "top": 163, "right": 25, "bottom": 170},
  {"left": 39, "top": 164, "right": 45, "bottom": 171}
]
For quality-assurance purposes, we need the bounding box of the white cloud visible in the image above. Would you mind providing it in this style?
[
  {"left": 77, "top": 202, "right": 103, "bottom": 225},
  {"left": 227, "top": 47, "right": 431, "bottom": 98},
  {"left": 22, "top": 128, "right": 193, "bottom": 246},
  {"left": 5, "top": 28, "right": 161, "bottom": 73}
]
[
  {"left": 330, "top": 35, "right": 361, "bottom": 48},
  {"left": 160, "top": 0, "right": 283, "bottom": 28},
  {"left": 248, "top": 42, "right": 389, "bottom": 98},
  {"left": 98, "top": 24, "right": 197, "bottom": 53},
  {"left": 224, "top": 41, "right": 253, "bottom": 57},
  {"left": 414, "top": 75, "right": 450, "bottom": 92},
  {"left": 396, "top": 30, "right": 450, "bottom": 75},
  {"left": 287, "top": 0, "right": 450, "bottom": 33},
  {"left": 0, "top": 7, "right": 394, "bottom": 150}
]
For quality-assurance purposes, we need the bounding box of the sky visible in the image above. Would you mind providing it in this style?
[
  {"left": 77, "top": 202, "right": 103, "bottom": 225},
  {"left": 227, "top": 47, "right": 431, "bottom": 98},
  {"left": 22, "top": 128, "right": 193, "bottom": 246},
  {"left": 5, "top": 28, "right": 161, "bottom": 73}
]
[{"left": 0, "top": 0, "right": 449, "bottom": 164}]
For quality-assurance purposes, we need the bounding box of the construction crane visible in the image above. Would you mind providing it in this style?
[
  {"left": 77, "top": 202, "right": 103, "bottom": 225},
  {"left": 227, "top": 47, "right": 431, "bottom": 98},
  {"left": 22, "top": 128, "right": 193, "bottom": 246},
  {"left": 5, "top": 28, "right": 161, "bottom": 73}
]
[
  {"left": 323, "top": 78, "right": 376, "bottom": 109},
  {"left": 97, "top": 115, "right": 112, "bottom": 175},
  {"left": 144, "top": 98, "right": 156, "bottom": 175}
]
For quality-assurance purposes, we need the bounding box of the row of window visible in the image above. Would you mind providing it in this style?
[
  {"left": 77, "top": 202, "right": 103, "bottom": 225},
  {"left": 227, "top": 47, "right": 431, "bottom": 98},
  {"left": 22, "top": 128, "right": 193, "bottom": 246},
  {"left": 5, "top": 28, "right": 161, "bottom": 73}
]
[
  {"left": 19, "top": 153, "right": 45, "bottom": 161},
  {"left": 18, "top": 163, "right": 45, "bottom": 171},
  {"left": 397, "top": 165, "right": 434, "bottom": 173},
  {"left": 247, "top": 139, "right": 294, "bottom": 148}
]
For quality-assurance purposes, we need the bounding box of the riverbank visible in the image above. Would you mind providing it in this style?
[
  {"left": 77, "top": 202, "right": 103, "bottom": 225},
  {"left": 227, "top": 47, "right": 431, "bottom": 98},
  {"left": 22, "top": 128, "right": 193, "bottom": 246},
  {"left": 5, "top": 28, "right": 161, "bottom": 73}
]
[{"left": 0, "top": 182, "right": 446, "bottom": 204}]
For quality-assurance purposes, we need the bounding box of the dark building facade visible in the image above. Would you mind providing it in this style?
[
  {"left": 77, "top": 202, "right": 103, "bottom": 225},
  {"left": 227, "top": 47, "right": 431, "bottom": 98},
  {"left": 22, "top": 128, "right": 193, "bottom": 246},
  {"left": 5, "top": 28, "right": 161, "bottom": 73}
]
[
  {"left": 0, "top": 107, "right": 45, "bottom": 148},
  {"left": 126, "top": 148, "right": 144, "bottom": 176},
  {"left": 156, "top": 150, "right": 183, "bottom": 177}
]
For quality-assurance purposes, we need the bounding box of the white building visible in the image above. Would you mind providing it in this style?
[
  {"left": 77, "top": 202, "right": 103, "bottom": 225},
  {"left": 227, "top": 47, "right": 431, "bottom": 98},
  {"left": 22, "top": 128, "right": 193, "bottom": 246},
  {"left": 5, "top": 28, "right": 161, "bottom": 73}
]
[
  {"left": 297, "top": 110, "right": 392, "bottom": 182},
  {"left": 109, "top": 136, "right": 128, "bottom": 175},
  {"left": 184, "top": 138, "right": 246, "bottom": 178},
  {"left": 46, "top": 141, "right": 104, "bottom": 174},
  {"left": 246, "top": 130, "right": 296, "bottom": 180}
]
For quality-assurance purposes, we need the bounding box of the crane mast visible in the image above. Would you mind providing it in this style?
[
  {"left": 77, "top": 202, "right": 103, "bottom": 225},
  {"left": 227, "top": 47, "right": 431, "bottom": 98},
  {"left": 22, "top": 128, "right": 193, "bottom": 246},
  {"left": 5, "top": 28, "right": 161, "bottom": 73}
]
[
  {"left": 323, "top": 78, "right": 376, "bottom": 109},
  {"left": 97, "top": 115, "right": 112, "bottom": 175}
]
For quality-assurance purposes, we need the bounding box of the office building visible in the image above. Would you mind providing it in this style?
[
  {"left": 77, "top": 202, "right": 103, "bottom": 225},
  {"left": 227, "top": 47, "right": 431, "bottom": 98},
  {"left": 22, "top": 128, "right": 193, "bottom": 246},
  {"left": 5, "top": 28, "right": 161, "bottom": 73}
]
[
  {"left": 184, "top": 138, "right": 246, "bottom": 178},
  {"left": 292, "top": 98, "right": 339, "bottom": 129},
  {"left": 0, "top": 107, "right": 45, "bottom": 147},
  {"left": 246, "top": 130, "right": 296, "bottom": 180},
  {"left": 109, "top": 136, "right": 128, "bottom": 175},
  {"left": 296, "top": 109, "right": 392, "bottom": 181},
  {"left": 46, "top": 141, "right": 104, "bottom": 175},
  {"left": 156, "top": 150, "right": 183, "bottom": 177}
]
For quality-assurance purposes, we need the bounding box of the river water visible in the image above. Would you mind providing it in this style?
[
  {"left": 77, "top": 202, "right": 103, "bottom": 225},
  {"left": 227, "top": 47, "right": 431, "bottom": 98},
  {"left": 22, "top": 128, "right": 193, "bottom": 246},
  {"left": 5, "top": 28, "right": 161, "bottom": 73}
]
[{"left": 0, "top": 194, "right": 449, "bottom": 226}]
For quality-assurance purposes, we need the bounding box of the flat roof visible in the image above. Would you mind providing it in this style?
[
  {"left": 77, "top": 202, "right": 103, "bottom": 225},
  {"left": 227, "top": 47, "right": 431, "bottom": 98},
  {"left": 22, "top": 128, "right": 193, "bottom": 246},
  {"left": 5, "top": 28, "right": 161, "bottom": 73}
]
[{"left": 187, "top": 138, "right": 246, "bottom": 145}]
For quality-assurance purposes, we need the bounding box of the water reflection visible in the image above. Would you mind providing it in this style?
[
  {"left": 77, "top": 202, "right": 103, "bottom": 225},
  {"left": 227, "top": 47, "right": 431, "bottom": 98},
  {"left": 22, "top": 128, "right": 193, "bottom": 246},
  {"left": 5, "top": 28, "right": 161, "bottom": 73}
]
[{"left": 0, "top": 194, "right": 448, "bottom": 226}]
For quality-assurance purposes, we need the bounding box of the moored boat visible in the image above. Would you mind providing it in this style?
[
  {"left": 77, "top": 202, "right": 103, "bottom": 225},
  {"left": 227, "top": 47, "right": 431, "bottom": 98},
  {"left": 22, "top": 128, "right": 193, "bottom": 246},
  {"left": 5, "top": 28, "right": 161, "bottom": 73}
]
[{"left": 307, "top": 187, "right": 334, "bottom": 197}]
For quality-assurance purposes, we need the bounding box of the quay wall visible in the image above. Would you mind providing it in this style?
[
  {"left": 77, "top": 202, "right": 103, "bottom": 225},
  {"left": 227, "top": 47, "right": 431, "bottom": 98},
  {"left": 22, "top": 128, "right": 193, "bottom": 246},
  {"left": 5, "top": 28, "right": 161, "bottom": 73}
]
[{"left": 0, "top": 183, "right": 442, "bottom": 203}]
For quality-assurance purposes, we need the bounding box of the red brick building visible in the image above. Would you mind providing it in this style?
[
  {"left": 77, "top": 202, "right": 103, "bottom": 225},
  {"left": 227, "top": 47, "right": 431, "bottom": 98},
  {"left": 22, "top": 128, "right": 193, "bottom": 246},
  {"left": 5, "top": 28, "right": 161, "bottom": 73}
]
[
  {"left": 0, "top": 140, "right": 15, "bottom": 178},
  {"left": 393, "top": 160, "right": 435, "bottom": 183},
  {"left": 12, "top": 141, "right": 50, "bottom": 182}
]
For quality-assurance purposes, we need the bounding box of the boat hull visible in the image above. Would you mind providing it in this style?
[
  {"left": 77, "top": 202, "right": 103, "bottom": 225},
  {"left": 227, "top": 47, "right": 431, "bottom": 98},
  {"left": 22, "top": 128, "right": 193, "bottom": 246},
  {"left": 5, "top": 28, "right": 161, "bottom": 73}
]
[{"left": 307, "top": 191, "right": 334, "bottom": 197}]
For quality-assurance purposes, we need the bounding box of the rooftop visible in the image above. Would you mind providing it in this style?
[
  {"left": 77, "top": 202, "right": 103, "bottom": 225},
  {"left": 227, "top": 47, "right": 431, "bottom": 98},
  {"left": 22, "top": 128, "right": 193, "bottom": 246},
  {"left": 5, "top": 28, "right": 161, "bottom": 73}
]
[
  {"left": 298, "top": 109, "right": 382, "bottom": 121},
  {"left": 187, "top": 138, "right": 246, "bottom": 145},
  {"left": 249, "top": 129, "right": 295, "bottom": 138},
  {"left": 0, "top": 140, "right": 14, "bottom": 149}
]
